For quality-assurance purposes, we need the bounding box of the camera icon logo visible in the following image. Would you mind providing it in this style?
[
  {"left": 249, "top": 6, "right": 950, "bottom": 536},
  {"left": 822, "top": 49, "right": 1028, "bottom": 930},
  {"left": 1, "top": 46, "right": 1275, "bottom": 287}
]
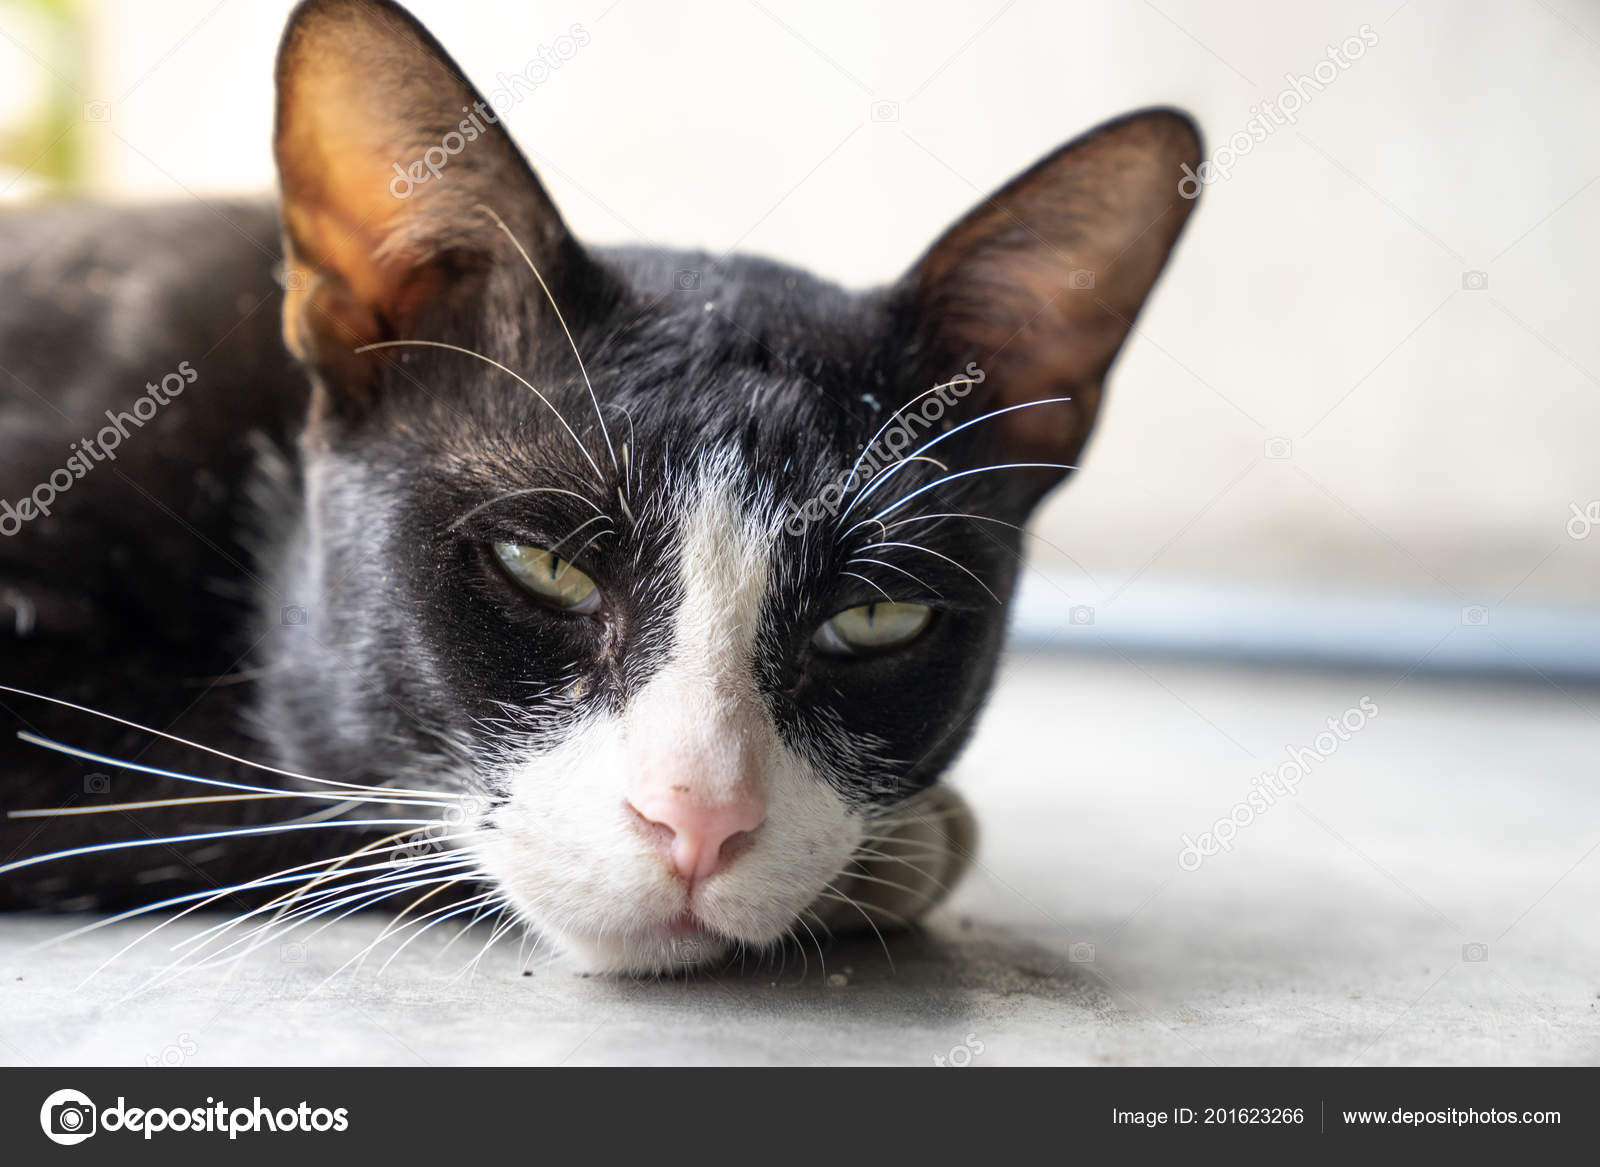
[
  {"left": 281, "top": 941, "right": 308, "bottom": 964},
  {"left": 1068, "top": 268, "right": 1096, "bottom": 290},
  {"left": 673, "top": 269, "right": 701, "bottom": 290},
  {"left": 1264, "top": 436, "right": 1293, "bottom": 460},
  {"left": 1069, "top": 941, "right": 1096, "bottom": 963},
  {"left": 1462, "top": 942, "right": 1489, "bottom": 962},
  {"left": 870, "top": 100, "right": 900, "bottom": 122},
  {"left": 1068, "top": 604, "right": 1095, "bottom": 627},
  {"left": 83, "top": 772, "right": 110, "bottom": 795},
  {"left": 280, "top": 605, "right": 308, "bottom": 626},
  {"left": 1461, "top": 270, "right": 1488, "bottom": 291},
  {"left": 40, "top": 1088, "right": 97, "bottom": 1145},
  {"left": 1461, "top": 605, "right": 1489, "bottom": 627},
  {"left": 82, "top": 101, "right": 111, "bottom": 122}
]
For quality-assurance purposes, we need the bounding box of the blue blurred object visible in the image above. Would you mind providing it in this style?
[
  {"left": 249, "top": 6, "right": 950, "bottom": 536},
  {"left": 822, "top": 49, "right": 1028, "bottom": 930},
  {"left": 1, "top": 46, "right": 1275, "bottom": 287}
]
[{"left": 1009, "top": 575, "right": 1600, "bottom": 682}]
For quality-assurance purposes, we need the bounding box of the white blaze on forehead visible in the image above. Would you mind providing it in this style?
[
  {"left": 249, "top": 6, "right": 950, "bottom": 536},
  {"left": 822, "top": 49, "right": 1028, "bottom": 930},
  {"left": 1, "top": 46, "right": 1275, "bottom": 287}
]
[
  {"left": 623, "top": 458, "right": 777, "bottom": 807},
  {"left": 669, "top": 461, "right": 774, "bottom": 691}
]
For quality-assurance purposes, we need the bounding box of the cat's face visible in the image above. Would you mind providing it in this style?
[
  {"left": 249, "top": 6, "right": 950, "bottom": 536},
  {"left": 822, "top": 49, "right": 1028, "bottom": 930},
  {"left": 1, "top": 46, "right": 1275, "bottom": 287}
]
[{"left": 263, "top": 0, "right": 1199, "bottom": 972}]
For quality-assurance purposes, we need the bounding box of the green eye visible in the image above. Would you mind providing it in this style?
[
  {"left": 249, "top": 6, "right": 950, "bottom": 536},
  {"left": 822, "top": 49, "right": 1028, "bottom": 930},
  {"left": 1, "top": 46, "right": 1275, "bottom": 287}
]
[
  {"left": 493, "top": 541, "right": 600, "bottom": 614},
  {"left": 813, "top": 602, "right": 933, "bottom": 655}
]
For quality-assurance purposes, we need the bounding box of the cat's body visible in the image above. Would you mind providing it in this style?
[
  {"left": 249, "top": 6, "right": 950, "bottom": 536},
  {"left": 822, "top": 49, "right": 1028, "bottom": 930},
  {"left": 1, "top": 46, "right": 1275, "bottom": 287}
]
[
  {"left": 0, "top": 201, "right": 311, "bottom": 909},
  {"left": 0, "top": 0, "right": 1199, "bottom": 973}
]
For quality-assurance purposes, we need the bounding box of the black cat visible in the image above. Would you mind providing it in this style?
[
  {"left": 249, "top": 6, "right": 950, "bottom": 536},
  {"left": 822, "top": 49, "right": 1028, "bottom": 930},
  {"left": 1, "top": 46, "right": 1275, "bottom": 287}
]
[{"left": 0, "top": 0, "right": 1199, "bottom": 973}]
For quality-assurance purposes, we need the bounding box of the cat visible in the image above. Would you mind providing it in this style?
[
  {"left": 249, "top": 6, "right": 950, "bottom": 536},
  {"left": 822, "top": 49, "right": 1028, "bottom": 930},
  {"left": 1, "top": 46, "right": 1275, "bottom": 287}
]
[{"left": 0, "top": 0, "right": 1199, "bottom": 974}]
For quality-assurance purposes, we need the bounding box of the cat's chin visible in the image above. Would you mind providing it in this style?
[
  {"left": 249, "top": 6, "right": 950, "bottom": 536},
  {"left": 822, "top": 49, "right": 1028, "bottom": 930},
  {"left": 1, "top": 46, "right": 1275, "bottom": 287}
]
[
  {"left": 536, "top": 897, "right": 815, "bottom": 976},
  {"left": 553, "top": 921, "right": 741, "bottom": 976}
]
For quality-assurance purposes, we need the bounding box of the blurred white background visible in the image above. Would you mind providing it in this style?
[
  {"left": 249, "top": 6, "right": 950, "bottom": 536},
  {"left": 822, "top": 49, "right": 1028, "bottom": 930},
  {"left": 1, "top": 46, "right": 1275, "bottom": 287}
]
[{"left": 4, "top": 0, "right": 1598, "bottom": 652}]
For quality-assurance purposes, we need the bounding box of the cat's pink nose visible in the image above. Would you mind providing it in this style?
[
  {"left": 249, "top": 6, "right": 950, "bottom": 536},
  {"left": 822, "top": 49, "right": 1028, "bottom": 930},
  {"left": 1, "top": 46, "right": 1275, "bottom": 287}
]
[{"left": 627, "top": 788, "right": 766, "bottom": 885}]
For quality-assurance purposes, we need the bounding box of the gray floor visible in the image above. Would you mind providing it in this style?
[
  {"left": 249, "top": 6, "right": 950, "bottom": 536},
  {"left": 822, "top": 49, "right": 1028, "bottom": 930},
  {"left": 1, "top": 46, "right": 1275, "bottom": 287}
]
[{"left": 2, "top": 654, "right": 1598, "bottom": 1066}]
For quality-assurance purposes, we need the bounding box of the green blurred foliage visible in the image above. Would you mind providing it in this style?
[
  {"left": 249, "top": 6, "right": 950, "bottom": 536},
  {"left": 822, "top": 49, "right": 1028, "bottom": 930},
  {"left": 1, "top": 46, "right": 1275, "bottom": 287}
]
[{"left": 1, "top": 0, "right": 89, "bottom": 193}]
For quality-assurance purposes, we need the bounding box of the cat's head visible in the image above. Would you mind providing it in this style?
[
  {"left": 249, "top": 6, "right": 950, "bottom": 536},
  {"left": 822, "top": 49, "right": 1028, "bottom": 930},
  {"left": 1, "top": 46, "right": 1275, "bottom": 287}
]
[{"left": 262, "top": 0, "right": 1200, "bottom": 972}]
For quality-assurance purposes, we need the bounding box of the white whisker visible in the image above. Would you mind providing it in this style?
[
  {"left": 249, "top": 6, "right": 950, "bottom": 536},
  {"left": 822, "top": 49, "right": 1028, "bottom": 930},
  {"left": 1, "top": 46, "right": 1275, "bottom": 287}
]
[
  {"left": 536, "top": 514, "right": 614, "bottom": 574},
  {"left": 13, "top": 732, "right": 445, "bottom": 807},
  {"left": 839, "top": 374, "right": 979, "bottom": 506},
  {"left": 447, "top": 486, "right": 603, "bottom": 531},
  {"left": 175, "top": 852, "right": 477, "bottom": 960},
  {"left": 62, "top": 828, "right": 446, "bottom": 980},
  {"left": 10, "top": 792, "right": 304, "bottom": 818},
  {"left": 0, "top": 687, "right": 455, "bottom": 800},
  {"left": 314, "top": 878, "right": 473, "bottom": 988},
  {"left": 842, "top": 395, "right": 1075, "bottom": 521},
  {"left": 478, "top": 203, "right": 616, "bottom": 470},
  {"left": 378, "top": 892, "right": 499, "bottom": 976},
  {"left": 355, "top": 340, "right": 606, "bottom": 483},
  {"left": 170, "top": 857, "right": 478, "bottom": 972},
  {"left": 882, "top": 511, "right": 1020, "bottom": 534},
  {"left": 840, "top": 570, "right": 894, "bottom": 603},
  {"left": 843, "top": 557, "right": 942, "bottom": 597},
  {"left": 818, "top": 882, "right": 897, "bottom": 972},
  {"left": 0, "top": 818, "right": 437, "bottom": 881},
  {"left": 862, "top": 462, "right": 1079, "bottom": 527},
  {"left": 854, "top": 540, "right": 1000, "bottom": 602}
]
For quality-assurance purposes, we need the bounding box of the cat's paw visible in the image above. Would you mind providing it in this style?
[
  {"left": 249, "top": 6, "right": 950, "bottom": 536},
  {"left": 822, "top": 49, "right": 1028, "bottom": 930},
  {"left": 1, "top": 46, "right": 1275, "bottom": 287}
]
[{"left": 813, "top": 785, "right": 976, "bottom": 932}]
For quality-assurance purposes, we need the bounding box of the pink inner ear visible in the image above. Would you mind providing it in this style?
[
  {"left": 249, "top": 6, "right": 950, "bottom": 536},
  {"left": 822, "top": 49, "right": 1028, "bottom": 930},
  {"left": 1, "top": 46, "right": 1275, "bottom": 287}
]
[{"left": 272, "top": 0, "right": 574, "bottom": 377}]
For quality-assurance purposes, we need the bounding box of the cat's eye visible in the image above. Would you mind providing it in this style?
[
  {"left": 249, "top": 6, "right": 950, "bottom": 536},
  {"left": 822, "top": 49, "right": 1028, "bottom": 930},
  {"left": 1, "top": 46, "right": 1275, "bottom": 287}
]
[
  {"left": 492, "top": 541, "right": 600, "bottom": 614},
  {"left": 812, "top": 602, "right": 933, "bottom": 656}
]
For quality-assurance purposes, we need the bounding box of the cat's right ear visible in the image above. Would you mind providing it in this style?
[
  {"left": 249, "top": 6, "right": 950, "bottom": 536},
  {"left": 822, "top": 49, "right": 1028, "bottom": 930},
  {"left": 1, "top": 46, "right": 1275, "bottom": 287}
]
[{"left": 273, "top": 0, "right": 580, "bottom": 393}]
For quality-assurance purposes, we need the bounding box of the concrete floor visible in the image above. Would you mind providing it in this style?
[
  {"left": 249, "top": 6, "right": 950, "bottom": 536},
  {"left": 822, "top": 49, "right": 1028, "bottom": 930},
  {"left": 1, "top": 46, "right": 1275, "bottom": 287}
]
[{"left": 2, "top": 654, "right": 1597, "bottom": 1066}]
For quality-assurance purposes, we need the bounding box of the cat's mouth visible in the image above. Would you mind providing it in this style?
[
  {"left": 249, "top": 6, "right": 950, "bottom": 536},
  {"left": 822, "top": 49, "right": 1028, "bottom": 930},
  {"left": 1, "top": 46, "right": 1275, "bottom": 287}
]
[
  {"left": 619, "top": 897, "right": 790, "bottom": 952},
  {"left": 665, "top": 910, "right": 711, "bottom": 938}
]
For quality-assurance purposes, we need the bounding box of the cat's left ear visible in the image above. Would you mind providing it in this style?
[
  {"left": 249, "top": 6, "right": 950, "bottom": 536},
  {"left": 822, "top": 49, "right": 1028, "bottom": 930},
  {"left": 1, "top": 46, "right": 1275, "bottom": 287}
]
[
  {"left": 273, "top": 0, "right": 583, "bottom": 392},
  {"left": 897, "top": 109, "right": 1202, "bottom": 505}
]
